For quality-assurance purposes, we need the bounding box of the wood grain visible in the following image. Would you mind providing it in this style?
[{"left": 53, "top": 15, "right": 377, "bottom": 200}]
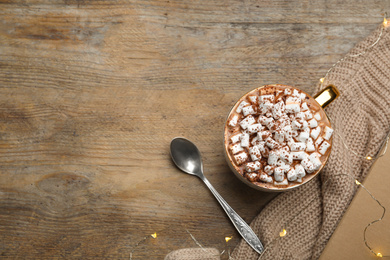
[{"left": 0, "top": 0, "right": 389, "bottom": 259}]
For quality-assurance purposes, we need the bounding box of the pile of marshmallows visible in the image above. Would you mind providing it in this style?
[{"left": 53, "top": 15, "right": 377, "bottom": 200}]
[{"left": 228, "top": 87, "right": 333, "bottom": 186}]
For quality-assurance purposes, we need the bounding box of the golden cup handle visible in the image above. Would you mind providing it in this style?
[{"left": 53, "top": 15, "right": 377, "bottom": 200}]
[{"left": 313, "top": 85, "right": 340, "bottom": 108}]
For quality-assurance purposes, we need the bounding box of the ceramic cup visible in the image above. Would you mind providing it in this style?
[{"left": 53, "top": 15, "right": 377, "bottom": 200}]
[{"left": 223, "top": 84, "right": 339, "bottom": 192}]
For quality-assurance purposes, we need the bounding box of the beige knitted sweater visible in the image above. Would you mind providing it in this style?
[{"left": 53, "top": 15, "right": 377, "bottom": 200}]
[{"left": 166, "top": 24, "right": 390, "bottom": 260}]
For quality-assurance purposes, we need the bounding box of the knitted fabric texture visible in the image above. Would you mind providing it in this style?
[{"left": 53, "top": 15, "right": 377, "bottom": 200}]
[
  {"left": 232, "top": 23, "right": 390, "bottom": 260},
  {"left": 164, "top": 248, "right": 220, "bottom": 260},
  {"left": 165, "top": 24, "right": 390, "bottom": 260}
]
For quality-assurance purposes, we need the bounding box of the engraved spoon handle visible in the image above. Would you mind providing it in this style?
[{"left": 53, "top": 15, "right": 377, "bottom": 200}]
[{"left": 200, "top": 175, "right": 264, "bottom": 254}]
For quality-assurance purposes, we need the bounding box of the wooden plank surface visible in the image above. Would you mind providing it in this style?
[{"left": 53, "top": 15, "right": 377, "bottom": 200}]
[{"left": 0, "top": 0, "right": 388, "bottom": 259}]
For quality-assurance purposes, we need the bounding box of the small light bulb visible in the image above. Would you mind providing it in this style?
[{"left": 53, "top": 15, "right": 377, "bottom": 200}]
[
  {"left": 355, "top": 180, "right": 361, "bottom": 185},
  {"left": 366, "top": 156, "right": 373, "bottom": 160},
  {"left": 279, "top": 229, "right": 287, "bottom": 237},
  {"left": 320, "top": 78, "right": 325, "bottom": 83},
  {"left": 225, "top": 236, "right": 233, "bottom": 242},
  {"left": 151, "top": 233, "right": 157, "bottom": 238},
  {"left": 377, "top": 252, "right": 383, "bottom": 257},
  {"left": 383, "top": 17, "right": 388, "bottom": 27}
]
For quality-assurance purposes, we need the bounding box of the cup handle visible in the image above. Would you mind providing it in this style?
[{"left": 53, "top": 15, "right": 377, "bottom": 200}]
[{"left": 313, "top": 85, "right": 340, "bottom": 108}]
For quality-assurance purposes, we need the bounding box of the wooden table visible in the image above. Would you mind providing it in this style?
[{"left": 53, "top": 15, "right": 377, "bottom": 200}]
[{"left": 1, "top": 1, "right": 388, "bottom": 259}]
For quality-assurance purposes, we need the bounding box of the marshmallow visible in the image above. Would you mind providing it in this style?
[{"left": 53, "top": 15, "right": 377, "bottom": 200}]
[
  {"left": 292, "top": 89, "right": 300, "bottom": 97},
  {"left": 247, "top": 123, "right": 263, "bottom": 134},
  {"left": 296, "top": 178, "right": 303, "bottom": 183},
  {"left": 250, "top": 135, "right": 260, "bottom": 146},
  {"left": 240, "top": 133, "right": 250, "bottom": 147},
  {"left": 303, "top": 126, "right": 311, "bottom": 134},
  {"left": 295, "top": 112, "right": 305, "bottom": 120},
  {"left": 236, "top": 100, "right": 249, "bottom": 113},
  {"left": 245, "top": 161, "right": 261, "bottom": 172},
  {"left": 314, "top": 112, "right": 322, "bottom": 121},
  {"left": 265, "top": 137, "right": 280, "bottom": 149},
  {"left": 259, "top": 173, "right": 273, "bottom": 183},
  {"left": 268, "top": 150, "right": 279, "bottom": 166},
  {"left": 301, "top": 120, "right": 309, "bottom": 130},
  {"left": 301, "top": 102, "right": 309, "bottom": 111},
  {"left": 228, "top": 115, "right": 239, "bottom": 127},
  {"left": 230, "top": 133, "right": 242, "bottom": 144},
  {"left": 272, "top": 101, "right": 285, "bottom": 120},
  {"left": 230, "top": 143, "right": 244, "bottom": 154},
  {"left": 301, "top": 157, "right": 315, "bottom": 173},
  {"left": 274, "top": 131, "right": 285, "bottom": 144},
  {"left": 308, "top": 118, "right": 318, "bottom": 128},
  {"left": 276, "top": 159, "right": 291, "bottom": 171},
  {"left": 279, "top": 150, "right": 293, "bottom": 164},
  {"left": 297, "top": 131, "right": 310, "bottom": 143},
  {"left": 311, "top": 126, "right": 321, "bottom": 140},
  {"left": 280, "top": 145, "right": 290, "bottom": 152},
  {"left": 264, "top": 165, "right": 274, "bottom": 175},
  {"left": 290, "top": 142, "right": 306, "bottom": 152},
  {"left": 254, "top": 141, "right": 265, "bottom": 151},
  {"left": 295, "top": 164, "right": 306, "bottom": 179},
  {"left": 276, "top": 116, "right": 291, "bottom": 130},
  {"left": 291, "top": 151, "right": 308, "bottom": 160},
  {"left": 239, "top": 115, "right": 256, "bottom": 129},
  {"left": 315, "top": 136, "right": 324, "bottom": 147},
  {"left": 274, "top": 167, "right": 285, "bottom": 182},
  {"left": 283, "top": 125, "right": 293, "bottom": 140},
  {"left": 246, "top": 173, "right": 258, "bottom": 182},
  {"left": 257, "top": 130, "right": 272, "bottom": 141},
  {"left": 259, "top": 101, "right": 273, "bottom": 115},
  {"left": 242, "top": 105, "right": 257, "bottom": 116},
  {"left": 291, "top": 120, "right": 302, "bottom": 130},
  {"left": 287, "top": 168, "right": 297, "bottom": 181},
  {"left": 234, "top": 151, "right": 248, "bottom": 165},
  {"left": 248, "top": 95, "right": 258, "bottom": 105},
  {"left": 258, "top": 116, "right": 275, "bottom": 130},
  {"left": 319, "top": 141, "right": 331, "bottom": 155},
  {"left": 259, "top": 94, "right": 275, "bottom": 103},
  {"left": 304, "top": 110, "right": 313, "bottom": 120},
  {"left": 306, "top": 137, "right": 315, "bottom": 152},
  {"left": 300, "top": 93, "right": 306, "bottom": 101},
  {"left": 308, "top": 152, "right": 322, "bottom": 170},
  {"left": 284, "top": 88, "right": 292, "bottom": 95},
  {"left": 285, "top": 96, "right": 301, "bottom": 113},
  {"left": 323, "top": 126, "right": 334, "bottom": 140},
  {"left": 274, "top": 179, "right": 288, "bottom": 186},
  {"left": 249, "top": 146, "right": 262, "bottom": 161},
  {"left": 260, "top": 146, "right": 270, "bottom": 158}
]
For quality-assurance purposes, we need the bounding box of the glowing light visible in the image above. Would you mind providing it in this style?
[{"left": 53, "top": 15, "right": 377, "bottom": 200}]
[
  {"left": 151, "top": 233, "right": 157, "bottom": 238},
  {"left": 320, "top": 78, "right": 325, "bottom": 83},
  {"left": 279, "top": 229, "right": 287, "bottom": 237},
  {"left": 377, "top": 252, "right": 383, "bottom": 257},
  {"left": 355, "top": 180, "right": 361, "bottom": 185},
  {"left": 225, "top": 236, "right": 233, "bottom": 242},
  {"left": 366, "top": 156, "right": 373, "bottom": 160},
  {"left": 384, "top": 17, "right": 388, "bottom": 27}
]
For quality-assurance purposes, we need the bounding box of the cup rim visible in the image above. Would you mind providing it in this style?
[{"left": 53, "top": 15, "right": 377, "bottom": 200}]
[{"left": 223, "top": 84, "right": 333, "bottom": 192}]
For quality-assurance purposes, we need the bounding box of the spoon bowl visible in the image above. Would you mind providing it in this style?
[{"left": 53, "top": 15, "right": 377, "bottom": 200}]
[
  {"left": 170, "top": 137, "right": 203, "bottom": 176},
  {"left": 170, "top": 137, "right": 264, "bottom": 254}
]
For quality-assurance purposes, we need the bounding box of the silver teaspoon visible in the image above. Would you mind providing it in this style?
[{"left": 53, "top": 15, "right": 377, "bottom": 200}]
[{"left": 170, "top": 137, "right": 264, "bottom": 254}]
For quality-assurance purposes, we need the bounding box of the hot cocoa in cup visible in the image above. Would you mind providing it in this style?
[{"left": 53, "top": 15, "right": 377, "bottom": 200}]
[{"left": 224, "top": 84, "right": 336, "bottom": 192}]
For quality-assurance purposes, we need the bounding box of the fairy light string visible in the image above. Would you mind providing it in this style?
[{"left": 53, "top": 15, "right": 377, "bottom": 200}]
[
  {"left": 129, "top": 14, "right": 389, "bottom": 259},
  {"left": 319, "top": 12, "right": 388, "bottom": 88},
  {"left": 258, "top": 13, "right": 389, "bottom": 259},
  {"left": 129, "top": 232, "right": 158, "bottom": 260},
  {"left": 258, "top": 14, "right": 390, "bottom": 258},
  {"left": 320, "top": 13, "right": 388, "bottom": 88}
]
